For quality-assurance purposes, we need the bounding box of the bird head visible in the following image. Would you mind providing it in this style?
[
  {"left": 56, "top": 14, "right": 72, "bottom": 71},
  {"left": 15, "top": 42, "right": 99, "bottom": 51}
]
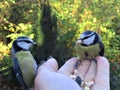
[
  {"left": 76, "top": 30, "right": 100, "bottom": 46},
  {"left": 12, "top": 36, "right": 36, "bottom": 53}
]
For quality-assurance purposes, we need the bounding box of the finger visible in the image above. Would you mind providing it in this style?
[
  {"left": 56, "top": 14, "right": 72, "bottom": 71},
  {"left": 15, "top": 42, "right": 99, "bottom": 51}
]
[
  {"left": 84, "top": 60, "right": 97, "bottom": 81},
  {"left": 77, "top": 60, "right": 91, "bottom": 78},
  {"left": 37, "top": 58, "right": 58, "bottom": 73},
  {"left": 58, "top": 57, "right": 78, "bottom": 76},
  {"left": 94, "top": 56, "right": 110, "bottom": 88}
]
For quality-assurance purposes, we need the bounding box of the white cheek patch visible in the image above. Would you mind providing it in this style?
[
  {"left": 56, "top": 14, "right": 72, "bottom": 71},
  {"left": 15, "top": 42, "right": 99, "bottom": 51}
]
[
  {"left": 17, "top": 41, "right": 32, "bottom": 50},
  {"left": 83, "top": 35, "right": 95, "bottom": 45}
]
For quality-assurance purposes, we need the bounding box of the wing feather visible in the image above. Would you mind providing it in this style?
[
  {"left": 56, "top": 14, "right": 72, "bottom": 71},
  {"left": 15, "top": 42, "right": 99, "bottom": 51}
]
[{"left": 13, "top": 58, "right": 28, "bottom": 89}]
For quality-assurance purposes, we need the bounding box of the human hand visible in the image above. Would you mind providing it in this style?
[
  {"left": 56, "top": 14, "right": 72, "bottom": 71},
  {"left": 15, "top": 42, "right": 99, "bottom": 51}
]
[
  {"left": 73, "top": 56, "right": 110, "bottom": 90},
  {"left": 34, "top": 58, "right": 82, "bottom": 90},
  {"left": 34, "top": 56, "right": 110, "bottom": 90}
]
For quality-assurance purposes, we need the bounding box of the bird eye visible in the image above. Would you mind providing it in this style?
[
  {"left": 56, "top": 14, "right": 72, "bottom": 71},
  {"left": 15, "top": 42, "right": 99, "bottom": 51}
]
[
  {"left": 25, "top": 41, "right": 31, "bottom": 43},
  {"left": 21, "top": 40, "right": 32, "bottom": 43}
]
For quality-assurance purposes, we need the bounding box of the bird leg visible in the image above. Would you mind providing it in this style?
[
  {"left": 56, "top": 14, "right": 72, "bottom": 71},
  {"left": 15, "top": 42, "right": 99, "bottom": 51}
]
[
  {"left": 70, "top": 60, "right": 81, "bottom": 80},
  {"left": 70, "top": 59, "right": 84, "bottom": 87},
  {"left": 74, "top": 60, "right": 81, "bottom": 75}
]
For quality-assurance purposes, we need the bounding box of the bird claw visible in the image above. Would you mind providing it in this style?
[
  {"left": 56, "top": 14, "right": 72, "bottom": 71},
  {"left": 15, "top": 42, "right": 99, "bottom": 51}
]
[{"left": 73, "top": 69, "right": 79, "bottom": 75}]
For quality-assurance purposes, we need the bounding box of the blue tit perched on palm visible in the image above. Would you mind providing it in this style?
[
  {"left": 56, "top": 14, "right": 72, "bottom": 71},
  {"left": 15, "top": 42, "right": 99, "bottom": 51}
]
[
  {"left": 12, "top": 36, "right": 37, "bottom": 90},
  {"left": 74, "top": 30, "right": 104, "bottom": 73}
]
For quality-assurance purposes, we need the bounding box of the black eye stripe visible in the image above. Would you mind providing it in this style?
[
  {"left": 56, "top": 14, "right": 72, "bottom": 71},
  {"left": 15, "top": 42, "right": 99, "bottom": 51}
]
[{"left": 19, "top": 40, "right": 32, "bottom": 43}]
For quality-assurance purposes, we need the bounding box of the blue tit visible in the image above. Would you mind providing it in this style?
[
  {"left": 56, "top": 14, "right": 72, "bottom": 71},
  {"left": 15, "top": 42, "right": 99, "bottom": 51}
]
[
  {"left": 74, "top": 30, "right": 104, "bottom": 80},
  {"left": 12, "top": 36, "right": 37, "bottom": 90},
  {"left": 73, "top": 30, "right": 104, "bottom": 86},
  {"left": 75, "top": 30, "right": 104, "bottom": 61}
]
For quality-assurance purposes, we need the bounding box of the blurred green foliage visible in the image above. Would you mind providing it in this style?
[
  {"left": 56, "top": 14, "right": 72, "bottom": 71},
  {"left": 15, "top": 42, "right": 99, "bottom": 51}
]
[{"left": 0, "top": 0, "right": 120, "bottom": 89}]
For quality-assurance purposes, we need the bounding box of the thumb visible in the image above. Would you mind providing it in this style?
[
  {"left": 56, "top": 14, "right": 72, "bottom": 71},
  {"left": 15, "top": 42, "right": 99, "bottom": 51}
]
[{"left": 37, "top": 58, "right": 58, "bottom": 73}]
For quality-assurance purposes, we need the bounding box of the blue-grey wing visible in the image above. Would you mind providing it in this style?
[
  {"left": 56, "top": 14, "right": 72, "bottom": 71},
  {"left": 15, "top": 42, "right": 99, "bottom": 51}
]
[{"left": 13, "top": 57, "right": 28, "bottom": 89}]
